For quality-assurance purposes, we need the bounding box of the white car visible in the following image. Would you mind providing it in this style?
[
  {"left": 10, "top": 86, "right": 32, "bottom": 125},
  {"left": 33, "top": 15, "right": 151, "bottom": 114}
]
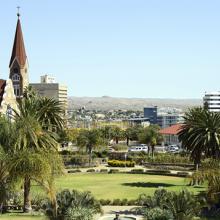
[
  {"left": 128, "top": 145, "right": 148, "bottom": 152},
  {"left": 167, "top": 145, "right": 180, "bottom": 153}
]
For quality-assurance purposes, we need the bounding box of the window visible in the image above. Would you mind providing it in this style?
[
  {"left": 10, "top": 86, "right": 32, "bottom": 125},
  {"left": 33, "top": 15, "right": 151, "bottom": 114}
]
[
  {"left": 12, "top": 74, "right": 20, "bottom": 82},
  {"left": 14, "top": 85, "right": 20, "bottom": 97},
  {"left": 13, "top": 68, "right": 19, "bottom": 73}
]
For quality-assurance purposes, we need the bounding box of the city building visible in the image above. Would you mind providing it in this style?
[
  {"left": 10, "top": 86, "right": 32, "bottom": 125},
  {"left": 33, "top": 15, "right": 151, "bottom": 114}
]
[
  {"left": 157, "top": 113, "right": 184, "bottom": 128},
  {"left": 30, "top": 75, "right": 68, "bottom": 113},
  {"left": 203, "top": 91, "right": 220, "bottom": 112},
  {"left": 143, "top": 106, "right": 158, "bottom": 124},
  {"left": 160, "top": 124, "right": 182, "bottom": 146}
]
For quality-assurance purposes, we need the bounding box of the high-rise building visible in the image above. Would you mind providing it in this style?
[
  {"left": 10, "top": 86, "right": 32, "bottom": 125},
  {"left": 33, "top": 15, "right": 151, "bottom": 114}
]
[
  {"left": 143, "top": 106, "right": 158, "bottom": 124},
  {"left": 203, "top": 92, "right": 220, "bottom": 112},
  {"left": 30, "top": 75, "right": 68, "bottom": 113},
  {"left": 9, "top": 12, "right": 29, "bottom": 99}
]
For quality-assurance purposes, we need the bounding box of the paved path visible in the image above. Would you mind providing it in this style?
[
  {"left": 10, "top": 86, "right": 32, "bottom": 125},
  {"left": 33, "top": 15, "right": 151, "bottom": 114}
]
[{"left": 95, "top": 206, "right": 144, "bottom": 220}]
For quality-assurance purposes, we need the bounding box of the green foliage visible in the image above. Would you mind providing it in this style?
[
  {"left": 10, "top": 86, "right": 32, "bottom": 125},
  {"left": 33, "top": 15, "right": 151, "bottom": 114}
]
[
  {"left": 67, "top": 169, "right": 82, "bottom": 173},
  {"left": 108, "top": 160, "right": 135, "bottom": 167},
  {"left": 86, "top": 169, "right": 96, "bottom": 172},
  {"left": 43, "top": 189, "right": 102, "bottom": 220},
  {"left": 112, "top": 144, "right": 128, "bottom": 151},
  {"left": 130, "top": 169, "right": 144, "bottom": 173},
  {"left": 131, "top": 153, "right": 191, "bottom": 165},
  {"left": 179, "top": 107, "right": 220, "bottom": 165},
  {"left": 138, "top": 189, "right": 202, "bottom": 220},
  {"left": 108, "top": 169, "right": 120, "bottom": 173},
  {"left": 144, "top": 207, "right": 174, "bottom": 220}
]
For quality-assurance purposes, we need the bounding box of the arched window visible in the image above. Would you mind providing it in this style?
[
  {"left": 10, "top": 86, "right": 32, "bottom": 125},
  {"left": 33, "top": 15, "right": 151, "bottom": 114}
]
[
  {"left": 12, "top": 74, "right": 20, "bottom": 82},
  {"left": 14, "top": 84, "right": 20, "bottom": 97}
]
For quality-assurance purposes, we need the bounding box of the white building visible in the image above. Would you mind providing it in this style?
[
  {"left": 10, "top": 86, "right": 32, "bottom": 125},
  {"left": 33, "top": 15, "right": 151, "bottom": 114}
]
[
  {"left": 30, "top": 75, "right": 68, "bottom": 114},
  {"left": 203, "top": 92, "right": 220, "bottom": 112}
]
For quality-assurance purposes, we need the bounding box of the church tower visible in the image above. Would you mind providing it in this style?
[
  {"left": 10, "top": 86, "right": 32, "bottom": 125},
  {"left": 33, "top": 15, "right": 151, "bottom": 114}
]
[{"left": 9, "top": 11, "right": 29, "bottom": 98}]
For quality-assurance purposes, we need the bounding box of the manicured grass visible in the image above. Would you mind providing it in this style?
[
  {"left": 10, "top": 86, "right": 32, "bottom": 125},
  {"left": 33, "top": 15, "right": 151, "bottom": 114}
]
[{"left": 52, "top": 173, "right": 206, "bottom": 200}]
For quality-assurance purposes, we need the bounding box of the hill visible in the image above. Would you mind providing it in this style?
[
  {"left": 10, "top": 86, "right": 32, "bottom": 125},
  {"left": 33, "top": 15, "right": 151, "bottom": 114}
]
[{"left": 68, "top": 96, "right": 202, "bottom": 111}]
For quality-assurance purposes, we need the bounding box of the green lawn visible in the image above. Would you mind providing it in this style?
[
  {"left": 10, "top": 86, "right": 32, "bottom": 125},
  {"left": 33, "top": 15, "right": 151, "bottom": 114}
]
[{"left": 51, "top": 173, "right": 205, "bottom": 200}]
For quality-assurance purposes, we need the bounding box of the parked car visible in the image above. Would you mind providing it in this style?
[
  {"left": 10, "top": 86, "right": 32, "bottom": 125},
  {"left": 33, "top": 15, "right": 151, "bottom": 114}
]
[
  {"left": 128, "top": 144, "right": 148, "bottom": 152},
  {"left": 166, "top": 145, "right": 180, "bottom": 153}
]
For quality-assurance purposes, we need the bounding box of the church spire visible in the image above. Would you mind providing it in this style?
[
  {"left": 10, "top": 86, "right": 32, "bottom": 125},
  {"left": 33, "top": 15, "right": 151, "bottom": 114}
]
[
  {"left": 9, "top": 10, "right": 27, "bottom": 67},
  {"left": 9, "top": 9, "right": 29, "bottom": 98}
]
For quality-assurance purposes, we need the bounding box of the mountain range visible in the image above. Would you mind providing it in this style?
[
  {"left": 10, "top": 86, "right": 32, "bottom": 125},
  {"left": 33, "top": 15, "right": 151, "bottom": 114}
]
[{"left": 68, "top": 96, "right": 202, "bottom": 111}]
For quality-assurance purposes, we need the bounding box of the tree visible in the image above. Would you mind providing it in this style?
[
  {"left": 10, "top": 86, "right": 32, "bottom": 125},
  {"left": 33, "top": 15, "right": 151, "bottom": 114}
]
[
  {"left": 138, "top": 125, "right": 163, "bottom": 158},
  {"left": 111, "top": 126, "right": 125, "bottom": 144},
  {"left": 178, "top": 107, "right": 220, "bottom": 170},
  {"left": 77, "top": 129, "right": 104, "bottom": 166},
  {"left": 125, "top": 125, "right": 143, "bottom": 146},
  {"left": 3, "top": 87, "right": 65, "bottom": 212}
]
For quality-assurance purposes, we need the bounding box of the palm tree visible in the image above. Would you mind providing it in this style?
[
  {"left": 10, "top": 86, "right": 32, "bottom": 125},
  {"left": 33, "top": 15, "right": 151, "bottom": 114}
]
[
  {"left": 8, "top": 88, "right": 65, "bottom": 212},
  {"left": 138, "top": 125, "right": 163, "bottom": 158},
  {"left": 178, "top": 107, "right": 220, "bottom": 170},
  {"left": 77, "top": 129, "right": 104, "bottom": 166},
  {"left": 125, "top": 125, "right": 142, "bottom": 146},
  {"left": 111, "top": 126, "right": 125, "bottom": 144}
]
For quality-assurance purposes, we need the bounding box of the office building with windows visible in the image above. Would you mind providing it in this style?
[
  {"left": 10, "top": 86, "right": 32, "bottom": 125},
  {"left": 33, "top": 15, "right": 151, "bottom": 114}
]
[{"left": 203, "top": 91, "right": 220, "bottom": 112}]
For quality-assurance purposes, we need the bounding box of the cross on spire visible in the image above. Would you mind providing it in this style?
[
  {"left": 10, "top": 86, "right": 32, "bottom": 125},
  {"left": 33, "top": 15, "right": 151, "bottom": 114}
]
[{"left": 17, "top": 6, "right": 20, "bottom": 18}]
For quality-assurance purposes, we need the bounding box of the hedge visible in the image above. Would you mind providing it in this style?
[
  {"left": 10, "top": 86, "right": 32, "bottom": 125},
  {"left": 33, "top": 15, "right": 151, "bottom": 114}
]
[{"left": 108, "top": 160, "right": 135, "bottom": 167}]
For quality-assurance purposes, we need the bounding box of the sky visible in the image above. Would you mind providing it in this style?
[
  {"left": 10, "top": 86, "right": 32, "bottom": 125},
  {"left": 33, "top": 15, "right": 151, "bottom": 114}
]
[{"left": 0, "top": 1, "right": 219, "bottom": 99}]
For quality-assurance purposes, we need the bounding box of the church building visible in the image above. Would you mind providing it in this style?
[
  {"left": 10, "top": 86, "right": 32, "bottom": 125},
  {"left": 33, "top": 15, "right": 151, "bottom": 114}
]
[{"left": 0, "top": 12, "right": 28, "bottom": 115}]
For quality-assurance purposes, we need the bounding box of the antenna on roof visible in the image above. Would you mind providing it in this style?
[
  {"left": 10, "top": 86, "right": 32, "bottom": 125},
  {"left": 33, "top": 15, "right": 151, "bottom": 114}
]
[{"left": 17, "top": 6, "right": 20, "bottom": 18}]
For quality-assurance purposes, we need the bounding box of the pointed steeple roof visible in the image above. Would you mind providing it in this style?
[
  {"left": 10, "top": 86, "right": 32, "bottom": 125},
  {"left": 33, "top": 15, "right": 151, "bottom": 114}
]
[{"left": 9, "top": 14, "right": 27, "bottom": 67}]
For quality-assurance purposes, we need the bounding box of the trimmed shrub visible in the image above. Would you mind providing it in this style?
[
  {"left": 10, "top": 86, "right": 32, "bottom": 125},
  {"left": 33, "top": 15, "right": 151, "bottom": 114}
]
[
  {"left": 99, "top": 199, "right": 111, "bottom": 206},
  {"left": 108, "top": 160, "right": 135, "bottom": 167},
  {"left": 100, "top": 169, "right": 108, "bottom": 173},
  {"left": 130, "top": 169, "right": 144, "bottom": 174},
  {"left": 112, "top": 199, "right": 121, "bottom": 206},
  {"left": 145, "top": 170, "right": 171, "bottom": 175},
  {"left": 67, "top": 169, "right": 81, "bottom": 173},
  {"left": 127, "top": 199, "right": 137, "bottom": 206},
  {"left": 109, "top": 169, "right": 120, "bottom": 173},
  {"left": 87, "top": 169, "right": 96, "bottom": 172},
  {"left": 177, "top": 171, "right": 189, "bottom": 177}
]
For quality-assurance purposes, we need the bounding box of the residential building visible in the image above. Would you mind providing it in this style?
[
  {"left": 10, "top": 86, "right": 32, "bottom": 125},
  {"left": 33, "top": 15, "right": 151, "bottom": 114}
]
[
  {"left": 160, "top": 124, "right": 182, "bottom": 146},
  {"left": 143, "top": 106, "right": 157, "bottom": 124},
  {"left": 203, "top": 91, "right": 220, "bottom": 112},
  {"left": 30, "top": 75, "right": 68, "bottom": 113}
]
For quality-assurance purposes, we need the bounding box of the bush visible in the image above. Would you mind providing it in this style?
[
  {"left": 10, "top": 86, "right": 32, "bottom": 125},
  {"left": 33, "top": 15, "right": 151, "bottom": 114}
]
[
  {"left": 70, "top": 155, "right": 89, "bottom": 165},
  {"left": 68, "top": 169, "right": 82, "bottom": 173},
  {"left": 176, "top": 171, "right": 189, "bottom": 177},
  {"left": 112, "top": 199, "right": 121, "bottom": 205},
  {"left": 100, "top": 169, "right": 108, "bottom": 173},
  {"left": 144, "top": 207, "right": 174, "bottom": 220},
  {"left": 109, "top": 169, "right": 120, "bottom": 173},
  {"left": 87, "top": 169, "right": 96, "bottom": 172},
  {"left": 145, "top": 170, "right": 171, "bottom": 175},
  {"left": 127, "top": 199, "right": 137, "bottom": 206},
  {"left": 108, "top": 160, "right": 135, "bottom": 167},
  {"left": 99, "top": 199, "right": 111, "bottom": 206},
  {"left": 130, "top": 169, "right": 144, "bottom": 174}
]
